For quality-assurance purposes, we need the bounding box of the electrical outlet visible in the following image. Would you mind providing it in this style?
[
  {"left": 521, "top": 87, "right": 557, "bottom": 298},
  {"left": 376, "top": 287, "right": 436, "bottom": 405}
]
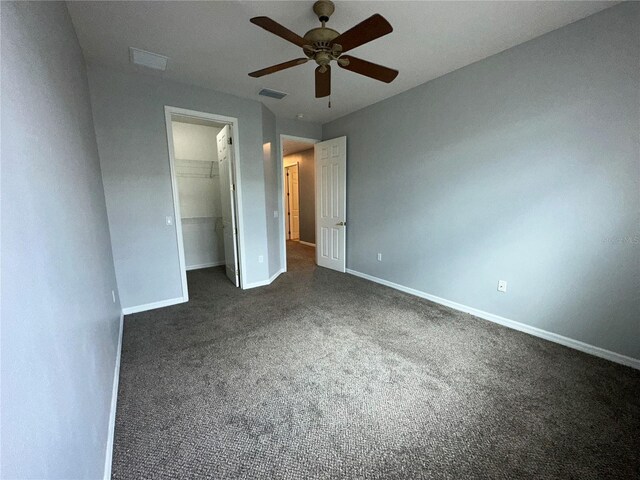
[
  {"left": 258, "top": 255, "right": 264, "bottom": 263},
  {"left": 498, "top": 280, "right": 507, "bottom": 293},
  {"left": 273, "top": 210, "right": 278, "bottom": 218},
  {"left": 377, "top": 253, "right": 382, "bottom": 261},
  {"left": 111, "top": 290, "right": 116, "bottom": 303}
]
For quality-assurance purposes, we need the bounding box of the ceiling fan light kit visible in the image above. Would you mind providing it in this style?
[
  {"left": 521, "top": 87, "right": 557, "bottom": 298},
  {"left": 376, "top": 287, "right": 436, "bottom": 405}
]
[{"left": 249, "top": 0, "right": 398, "bottom": 100}]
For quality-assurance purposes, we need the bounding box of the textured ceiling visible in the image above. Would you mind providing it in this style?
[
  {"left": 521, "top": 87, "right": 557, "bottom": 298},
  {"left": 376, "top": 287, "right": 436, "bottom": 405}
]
[
  {"left": 283, "top": 139, "right": 316, "bottom": 157},
  {"left": 68, "top": 1, "right": 615, "bottom": 124}
]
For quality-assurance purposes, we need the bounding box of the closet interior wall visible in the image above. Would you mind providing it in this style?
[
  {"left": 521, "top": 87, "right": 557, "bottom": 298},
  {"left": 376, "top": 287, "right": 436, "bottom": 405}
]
[{"left": 172, "top": 120, "right": 225, "bottom": 270}]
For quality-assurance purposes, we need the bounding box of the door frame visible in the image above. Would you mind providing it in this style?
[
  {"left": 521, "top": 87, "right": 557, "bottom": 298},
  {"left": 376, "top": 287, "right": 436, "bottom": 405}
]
[
  {"left": 165, "top": 106, "right": 247, "bottom": 294},
  {"left": 279, "top": 134, "right": 320, "bottom": 272}
]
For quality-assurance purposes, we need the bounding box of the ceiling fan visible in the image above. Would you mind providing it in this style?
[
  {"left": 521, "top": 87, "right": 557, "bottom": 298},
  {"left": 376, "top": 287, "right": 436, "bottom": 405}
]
[{"left": 248, "top": 0, "right": 398, "bottom": 99}]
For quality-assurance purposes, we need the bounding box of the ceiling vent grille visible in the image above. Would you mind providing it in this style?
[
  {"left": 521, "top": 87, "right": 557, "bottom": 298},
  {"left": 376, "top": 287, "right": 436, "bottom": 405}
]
[
  {"left": 258, "top": 88, "right": 288, "bottom": 100},
  {"left": 129, "top": 47, "right": 168, "bottom": 71}
]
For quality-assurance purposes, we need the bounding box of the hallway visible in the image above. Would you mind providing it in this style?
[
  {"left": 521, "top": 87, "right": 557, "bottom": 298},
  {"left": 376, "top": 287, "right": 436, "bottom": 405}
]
[{"left": 286, "top": 240, "right": 315, "bottom": 272}]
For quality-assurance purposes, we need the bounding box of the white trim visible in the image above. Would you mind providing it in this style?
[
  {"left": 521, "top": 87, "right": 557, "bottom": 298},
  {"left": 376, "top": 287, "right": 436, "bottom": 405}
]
[
  {"left": 229, "top": 119, "right": 246, "bottom": 289},
  {"left": 164, "top": 106, "right": 247, "bottom": 290},
  {"left": 164, "top": 109, "right": 189, "bottom": 302},
  {"left": 121, "top": 296, "right": 186, "bottom": 315},
  {"left": 346, "top": 269, "right": 640, "bottom": 370},
  {"left": 103, "top": 312, "right": 124, "bottom": 480},
  {"left": 269, "top": 268, "right": 285, "bottom": 283},
  {"left": 243, "top": 268, "right": 285, "bottom": 290},
  {"left": 279, "top": 134, "right": 320, "bottom": 274},
  {"left": 186, "top": 260, "right": 225, "bottom": 271},
  {"left": 299, "top": 241, "right": 316, "bottom": 247}
]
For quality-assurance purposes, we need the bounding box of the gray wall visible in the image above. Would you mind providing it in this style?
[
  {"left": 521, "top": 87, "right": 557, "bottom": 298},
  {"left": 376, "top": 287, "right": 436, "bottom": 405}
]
[
  {"left": 323, "top": 3, "right": 639, "bottom": 360},
  {"left": 87, "top": 64, "right": 271, "bottom": 304},
  {"left": 297, "top": 149, "right": 316, "bottom": 244},
  {"left": 277, "top": 118, "right": 322, "bottom": 144},
  {"left": 262, "top": 105, "right": 280, "bottom": 277},
  {"left": 1, "top": 2, "right": 121, "bottom": 478}
]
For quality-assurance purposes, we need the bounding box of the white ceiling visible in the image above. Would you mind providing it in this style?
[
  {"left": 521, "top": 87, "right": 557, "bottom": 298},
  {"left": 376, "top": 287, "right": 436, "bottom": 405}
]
[
  {"left": 172, "top": 114, "right": 225, "bottom": 129},
  {"left": 67, "top": 1, "right": 615, "bottom": 124},
  {"left": 283, "top": 139, "right": 316, "bottom": 156}
]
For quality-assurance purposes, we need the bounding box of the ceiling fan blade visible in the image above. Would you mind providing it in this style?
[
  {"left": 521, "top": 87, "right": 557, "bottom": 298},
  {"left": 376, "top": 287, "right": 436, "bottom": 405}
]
[
  {"left": 248, "top": 58, "right": 308, "bottom": 78},
  {"left": 250, "top": 16, "right": 306, "bottom": 48},
  {"left": 330, "top": 14, "right": 393, "bottom": 53},
  {"left": 315, "top": 65, "right": 331, "bottom": 98},
  {"left": 338, "top": 55, "right": 398, "bottom": 83}
]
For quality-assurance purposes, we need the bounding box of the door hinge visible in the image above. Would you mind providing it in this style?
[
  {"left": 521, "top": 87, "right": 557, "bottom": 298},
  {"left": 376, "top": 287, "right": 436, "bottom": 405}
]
[
  {"left": 231, "top": 184, "right": 236, "bottom": 191},
  {"left": 228, "top": 137, "right": 233, "bottom": 145}
]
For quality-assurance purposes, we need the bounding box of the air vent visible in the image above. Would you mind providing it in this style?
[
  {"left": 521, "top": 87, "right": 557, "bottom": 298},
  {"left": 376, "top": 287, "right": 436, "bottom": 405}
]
[
  {"left": 258, "top": 88, "right": 288, "bottom": 100},
  {"left": 129, "top": 47, "right": 168, "bottom": 71}
]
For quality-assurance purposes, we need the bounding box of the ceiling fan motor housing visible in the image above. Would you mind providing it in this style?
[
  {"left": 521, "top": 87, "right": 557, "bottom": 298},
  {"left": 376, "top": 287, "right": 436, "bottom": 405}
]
[{"left": 303, "top": 27, "right": 341, "bottom": 59}]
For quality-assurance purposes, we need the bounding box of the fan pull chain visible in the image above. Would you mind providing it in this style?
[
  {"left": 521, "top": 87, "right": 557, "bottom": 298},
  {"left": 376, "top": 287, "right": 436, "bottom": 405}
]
[{"left": 328, "top": 94, "right": 331, "bottom": 109}]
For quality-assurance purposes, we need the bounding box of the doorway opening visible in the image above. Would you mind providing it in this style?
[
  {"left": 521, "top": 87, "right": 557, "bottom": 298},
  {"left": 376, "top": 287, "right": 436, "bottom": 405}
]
[
  {"left": 285, "top": 163, "right": 300, "bottom": 241},
  {"left": 280, "top": 135, "right": 319, "bottom": 271},
  {"left": 165, "top": 106, "right": 245, "bottom": 295}
]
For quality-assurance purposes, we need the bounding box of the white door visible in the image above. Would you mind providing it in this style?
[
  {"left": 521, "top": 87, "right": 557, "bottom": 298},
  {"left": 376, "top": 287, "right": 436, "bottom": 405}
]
[
  {"left": 216, "top": 125, "right": 239, "bottom": 286},
  {"left": 286, "top": 164, "right": 300, "bottom": 240},
  {"left": 315, "top": 136, "right": 346, "bottom": 272}
]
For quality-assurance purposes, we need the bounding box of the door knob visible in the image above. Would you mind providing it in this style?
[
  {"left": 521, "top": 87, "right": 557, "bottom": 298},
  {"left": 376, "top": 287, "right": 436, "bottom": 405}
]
[{"left": 336, "top": 221, "right": 346, "bottom": 226}]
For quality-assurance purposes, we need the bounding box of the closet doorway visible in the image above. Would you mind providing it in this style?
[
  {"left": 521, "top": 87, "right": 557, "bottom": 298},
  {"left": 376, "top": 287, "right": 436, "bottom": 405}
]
[
  {"left": 280, "top": 135, "right": 319, "bottom": 271},
  {"left": 165, "top": 107, "right": 244, "bottom": 292}
]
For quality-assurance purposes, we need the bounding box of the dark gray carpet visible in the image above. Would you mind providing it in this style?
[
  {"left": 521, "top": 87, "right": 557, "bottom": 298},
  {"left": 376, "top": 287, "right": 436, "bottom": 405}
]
[{"left": 113, "top": 241, "right": 640, "bottom": 479}]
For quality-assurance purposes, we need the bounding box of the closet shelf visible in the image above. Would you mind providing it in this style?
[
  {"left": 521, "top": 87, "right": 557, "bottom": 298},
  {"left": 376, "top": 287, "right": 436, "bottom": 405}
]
[
  {"left": 181, "top": 216, "right": 221, "bottom": 225},
  {"left": 177, "top": 173, "right": 219, "bottom": 178},
  {"left": 175, "top": 158, "right": 219, "bottom": 178}
]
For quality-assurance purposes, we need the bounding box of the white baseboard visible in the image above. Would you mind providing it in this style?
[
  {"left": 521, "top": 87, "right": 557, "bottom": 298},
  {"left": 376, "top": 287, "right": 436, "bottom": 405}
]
[
  {"left": 299, "top": 241, "right": 316, "bottom": 247},
  {"left": 269, "top": 268, "right": 285, "bottom": 283},
  {"left": 103, "top": 311, "right": 124, "bottom": 480},
  {"left": 121, "top": 296, "right": 187, "bottom": 315},
  {"left": 243, "top": 268, "right": 285, "bottom": 290},
  {"left": 346, "top": 269, "right": 640, "bottom": 370},
  {"left": 186, "top": 261, "right": 225, "bottom": 271}
]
